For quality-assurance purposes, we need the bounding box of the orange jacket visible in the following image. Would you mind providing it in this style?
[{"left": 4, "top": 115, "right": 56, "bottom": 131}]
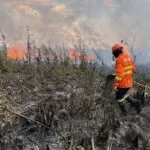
[{"left": 114, "top": 53, "right": 136, "bottom": 88}]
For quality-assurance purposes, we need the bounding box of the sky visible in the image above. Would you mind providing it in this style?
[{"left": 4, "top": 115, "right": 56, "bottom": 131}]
[{"left": 0, "top": 0, "right": 150, "bottom": 63}]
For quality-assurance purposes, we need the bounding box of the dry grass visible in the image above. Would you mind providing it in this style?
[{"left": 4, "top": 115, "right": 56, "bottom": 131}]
[{"left": 0, "top": 44, "right": 149, "bottom": 150}]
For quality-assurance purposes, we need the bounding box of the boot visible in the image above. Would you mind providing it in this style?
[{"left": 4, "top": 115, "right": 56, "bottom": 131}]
[{"left": 127, "top": 97, "right": 141, "bottom": 114}]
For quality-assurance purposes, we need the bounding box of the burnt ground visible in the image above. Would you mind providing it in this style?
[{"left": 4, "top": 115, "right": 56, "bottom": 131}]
[{"left": 0, "top": 63, "right": 150, "bottom": 150}]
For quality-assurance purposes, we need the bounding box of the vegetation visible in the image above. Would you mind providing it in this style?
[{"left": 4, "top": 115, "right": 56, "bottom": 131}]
[{"left": 0, "top": 32, "right": 150, "bottom": 149}]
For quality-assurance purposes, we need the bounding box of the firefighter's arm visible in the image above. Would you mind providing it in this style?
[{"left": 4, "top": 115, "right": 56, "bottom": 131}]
[{"left": 114, "top": 59, "right": 124, "bottom": 88}]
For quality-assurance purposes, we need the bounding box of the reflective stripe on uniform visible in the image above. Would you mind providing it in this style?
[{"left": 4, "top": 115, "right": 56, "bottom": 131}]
[
  {"left": 118, "top": 98, "right": 125, "bottom": 103},
  {"left": 124, "top": 66, "right": 133, "bottom": 70},
  {"left": 124, "top": 65, "right": 133, "bottom": 75},
  {"left": 115, "top": 76, "right": 122, "bottom": 81},
  {"left": 124, "top": 70, "right": 132, "bottom": 75},
  {"left": 115, "top": 66, "right": 133, "bottom": 82},
  {"left": 118, "top": 94, "right": 130, "bottom": 103}
]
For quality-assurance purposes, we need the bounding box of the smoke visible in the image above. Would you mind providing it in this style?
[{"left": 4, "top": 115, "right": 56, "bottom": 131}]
[
  {"left": 18, "top": 4, "right": 42, "bottom": 18},
  {"left": 51, "top": 4, "right": 66, "bottom": 14},
  {"left": 0, "top": 0, "right": 52, "bottom": 5},
  {"left": 0, "top": 0, "right": 150, "bottom": 51}
]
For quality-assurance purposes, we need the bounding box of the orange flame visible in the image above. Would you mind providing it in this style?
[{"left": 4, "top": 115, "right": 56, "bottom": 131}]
[
  {"left": 69, "top": 49, "right": 94, "bottom": 61},
  {"left": 7, "top": 46, "right": 95, "bottom": 61},
  {"left": 7, "top": 44, "right": 26, "bottom": 60}
]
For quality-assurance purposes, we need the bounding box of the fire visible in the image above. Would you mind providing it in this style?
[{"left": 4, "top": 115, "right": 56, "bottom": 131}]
[
  {"left": 7, "top": 46, "right": 95, "bottom": 61},
  {"left": 69, "top": 49, "right": 94, "bottom": 61},
  {"left": 7, "top": 44, "right": 26, "bottom": 60}
]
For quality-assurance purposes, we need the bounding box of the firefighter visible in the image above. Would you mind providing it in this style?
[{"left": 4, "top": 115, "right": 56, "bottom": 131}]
[
  {"left": 112, "top": 43, "right": 141, "bottom": 115},
  {"left": 112, "top": 43, "right": 131, "bottom": 64}
]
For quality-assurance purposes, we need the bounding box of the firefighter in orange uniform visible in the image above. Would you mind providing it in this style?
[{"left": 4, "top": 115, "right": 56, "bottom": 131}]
[{"left": 112, "top": 43, "right": 141, "bottom": 115}]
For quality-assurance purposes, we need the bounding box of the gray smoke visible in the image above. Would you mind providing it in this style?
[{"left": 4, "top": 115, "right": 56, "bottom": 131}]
[{"left": 0, "top": 0, "right": 150, "bottom": 54}]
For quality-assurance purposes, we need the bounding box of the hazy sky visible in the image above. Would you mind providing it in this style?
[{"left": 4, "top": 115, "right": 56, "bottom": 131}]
[{"left": 0, "top": 0, "right": 150, "bottom": 53}]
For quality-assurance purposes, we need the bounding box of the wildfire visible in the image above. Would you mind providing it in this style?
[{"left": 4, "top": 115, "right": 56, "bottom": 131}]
[
  {"left": 69, "top": 49, "right": 94, "bottom": 61},
  {"left": 7, "top": 44, "right": 26, "bottom": 60},
  {"left": 7, "top": 44, "right": 94, "bottom": 62}
]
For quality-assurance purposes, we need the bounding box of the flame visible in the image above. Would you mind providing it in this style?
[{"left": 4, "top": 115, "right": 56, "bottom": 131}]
[
  {"left": 7, "top": 44, "right": 26, "bottom": 60},
  {"left": 69, "top": 49, "right": 94, "bottom": 61},
  {"left": 7, "top": 46, "right": 95, "bottom": 61}
]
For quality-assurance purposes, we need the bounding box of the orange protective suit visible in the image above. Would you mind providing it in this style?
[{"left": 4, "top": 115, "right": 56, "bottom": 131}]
[{"left": 114, "top": 53, "right": 136, "bottom": 88}]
